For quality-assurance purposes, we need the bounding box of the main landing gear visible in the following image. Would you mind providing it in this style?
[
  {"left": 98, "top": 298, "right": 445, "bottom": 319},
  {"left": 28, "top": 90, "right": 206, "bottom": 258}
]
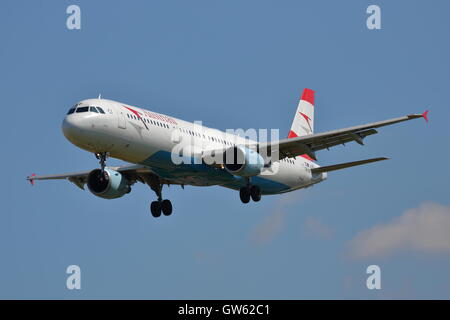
[
  {"left": 147, "top": 177, "right": 173, "bottom": 218},
  {"left": 150, "top": 199, "right": 172, "bottom": 218},
  {"left": 239, "top": 179, "right": 261, "bottom": 204}
]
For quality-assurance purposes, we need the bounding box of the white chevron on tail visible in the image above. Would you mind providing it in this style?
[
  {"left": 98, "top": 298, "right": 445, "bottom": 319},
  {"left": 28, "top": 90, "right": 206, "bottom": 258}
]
[{"left": 288, "top": 88, "right": 315, "bottom": 138}]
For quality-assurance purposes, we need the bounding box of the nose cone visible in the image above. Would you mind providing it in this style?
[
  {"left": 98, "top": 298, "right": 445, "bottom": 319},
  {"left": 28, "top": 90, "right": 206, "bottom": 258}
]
[
  {"left": 62, "top": 115, "right": 92, "bottom": 145},
  {"left": 62, "top": 115, "right": 79, "bottom": 140}
]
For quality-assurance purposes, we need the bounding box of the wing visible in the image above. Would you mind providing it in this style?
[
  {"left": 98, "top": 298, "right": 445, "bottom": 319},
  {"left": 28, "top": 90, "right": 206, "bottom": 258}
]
[
  {"left": 27, "top": 164, "right": 176, "bottom": 190},
  {"left": 311, "top": 157, "right": 388, "bottom": 174},
  {"left": 259, "top": 111, "right": 428, "bottom": 160}
]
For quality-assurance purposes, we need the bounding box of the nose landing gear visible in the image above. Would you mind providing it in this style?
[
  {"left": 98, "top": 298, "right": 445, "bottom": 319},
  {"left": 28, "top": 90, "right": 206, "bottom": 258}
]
[{"left": 94, "top": 152, "right": 108, "bottom": 174}]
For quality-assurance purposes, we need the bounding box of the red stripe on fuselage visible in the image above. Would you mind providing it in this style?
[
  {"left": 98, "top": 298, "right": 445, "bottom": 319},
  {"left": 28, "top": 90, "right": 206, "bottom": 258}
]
[{"left": 123, "top": 106, "right": 149, "bottom": 130}]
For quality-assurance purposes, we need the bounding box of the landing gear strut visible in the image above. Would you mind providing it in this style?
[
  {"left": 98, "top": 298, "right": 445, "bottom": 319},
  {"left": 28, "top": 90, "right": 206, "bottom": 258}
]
[
  {"left": 239, "top": 178, "right": 261, "bottom": 204},
  {"left": 146, "top": 176, "right": 173, "bottom": 218},
  {"left": 95, "top": 152, "right": 108, "bottom": 174}
]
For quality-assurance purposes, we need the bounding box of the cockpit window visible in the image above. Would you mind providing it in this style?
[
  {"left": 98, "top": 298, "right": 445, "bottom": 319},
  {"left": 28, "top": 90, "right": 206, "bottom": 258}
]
[
  {"left": 76, "top": 106, "right": 89, "bottom": 113},
  {"left": 69, "top": 105, "right": 106, "bottom": 114}
]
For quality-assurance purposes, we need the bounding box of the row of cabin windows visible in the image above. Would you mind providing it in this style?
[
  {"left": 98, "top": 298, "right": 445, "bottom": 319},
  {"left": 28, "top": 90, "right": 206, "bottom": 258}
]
[
  {"left": 178, "top": 127, "right": 236, "bottom": 146},
  {"left": 125, "top": 115, "right": 238, "bottom": 147},
  {"left": 67, "top": 106, "right": 105, "bottom": 115},
  {"left": 126, "top": 113, "right": 170, "bottom": 128},
  {"left": 281, "top": 158, "right": 295, "bottom": 164},
  {"left": 177, "top": 127, "right": 297, "bottom": 165},
  {"left": 122, "top": 114, "right": 297, "bottom": 164}
]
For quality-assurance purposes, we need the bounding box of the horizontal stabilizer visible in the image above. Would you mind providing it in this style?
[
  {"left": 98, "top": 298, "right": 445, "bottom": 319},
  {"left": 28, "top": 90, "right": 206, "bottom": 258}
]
[{"left": 311, "top": 157, "right": 388, "bottom": 174}]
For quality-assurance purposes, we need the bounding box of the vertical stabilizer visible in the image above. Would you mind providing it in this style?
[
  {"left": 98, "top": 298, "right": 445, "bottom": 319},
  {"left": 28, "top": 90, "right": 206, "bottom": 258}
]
[{"left": 288, "top": 88, "right": 315, "bottom": 138}]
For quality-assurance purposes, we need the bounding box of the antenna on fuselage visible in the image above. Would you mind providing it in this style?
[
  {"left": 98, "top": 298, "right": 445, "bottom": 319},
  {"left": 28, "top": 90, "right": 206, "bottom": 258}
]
[{"left": 98, "top": 93, "right": 102, "bottom": 99}]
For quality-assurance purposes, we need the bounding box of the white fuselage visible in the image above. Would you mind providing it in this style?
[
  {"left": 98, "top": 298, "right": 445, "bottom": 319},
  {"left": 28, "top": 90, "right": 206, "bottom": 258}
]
[{"left": 62, "top": 99, "right": 326, "bottom": 195}]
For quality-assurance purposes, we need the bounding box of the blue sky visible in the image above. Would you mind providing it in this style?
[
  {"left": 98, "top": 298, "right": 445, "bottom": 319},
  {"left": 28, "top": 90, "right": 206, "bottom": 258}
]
[{"left": 1, "top": 0, "right": 449, "bottom": 299}]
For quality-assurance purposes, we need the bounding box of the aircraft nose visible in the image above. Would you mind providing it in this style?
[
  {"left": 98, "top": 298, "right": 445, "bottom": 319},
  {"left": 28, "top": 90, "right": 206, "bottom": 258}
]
[
  {"left": 62, "top": 115, "right": 78, "bottom": 140},
  {"left": 62, "top": 114, "right": 90, "bottom": 141}
]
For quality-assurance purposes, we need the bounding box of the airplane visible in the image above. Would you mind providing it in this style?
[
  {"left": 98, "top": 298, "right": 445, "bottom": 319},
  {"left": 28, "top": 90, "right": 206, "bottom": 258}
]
[{"left": 27, "top": 88, "right": 428, "bottom": 218}]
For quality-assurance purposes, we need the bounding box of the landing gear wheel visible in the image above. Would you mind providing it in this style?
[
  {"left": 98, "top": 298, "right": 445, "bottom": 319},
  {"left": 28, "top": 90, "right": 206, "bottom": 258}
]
[
  {"left": 147, "top": 176, "right": 174, "bottom": 217},
  {"left": 250, "top": 185, "right": 261, "bottom": 202},
  {"left": 150, "top": 201, "right": 162, "bottom": 218},
  {"left": 161, "top": 199, "right": 173, "bottom": 216},
  {"left": 239, "top": 187, "right": 251, "bottom": 204}
]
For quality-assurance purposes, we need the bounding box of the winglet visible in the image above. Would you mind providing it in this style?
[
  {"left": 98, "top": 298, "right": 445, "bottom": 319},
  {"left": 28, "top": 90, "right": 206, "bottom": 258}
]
[
  {"left": 28, "top": 173, "right": 36, "bottom": 186},
  {"left": 422, "top": 110, "right": 429, "bottom": 123}
]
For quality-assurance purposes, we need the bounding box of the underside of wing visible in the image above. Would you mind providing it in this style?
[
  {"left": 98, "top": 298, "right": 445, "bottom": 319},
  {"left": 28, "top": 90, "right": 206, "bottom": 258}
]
[{"left": 311, "top": 157, "right": 388, "bottom": 174}]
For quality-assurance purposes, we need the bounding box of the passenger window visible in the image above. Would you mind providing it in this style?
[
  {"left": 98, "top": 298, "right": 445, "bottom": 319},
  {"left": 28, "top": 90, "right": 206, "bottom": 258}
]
[
  {"left": 67, "top": 108, "right": 75, "bottom": 115},
  {"left": 76, "top": 106, "right": 89, "bottom": 113},
  {"left": 97, "top": 107, "right": 105, "bottom": 114},
  {"left": 90, "top": 107, "right": 98, "bottom": 113}
]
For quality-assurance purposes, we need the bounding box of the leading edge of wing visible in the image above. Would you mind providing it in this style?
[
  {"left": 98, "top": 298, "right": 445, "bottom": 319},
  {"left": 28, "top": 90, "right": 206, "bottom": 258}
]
[
  {"left": 26, "top": 170, "right": 91, "bottom": 182},
  {"left": 26, "top": 164, "right": 152, "bottom": 184},
  {"left": 281, "top": 113, "right": 426, "bottom": 146}
]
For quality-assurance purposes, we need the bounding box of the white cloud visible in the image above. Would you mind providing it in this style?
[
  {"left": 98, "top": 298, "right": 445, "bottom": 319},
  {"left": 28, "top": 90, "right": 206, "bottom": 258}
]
[
  {"left": 250, "top": 208, "right": 286, "bottom": 245},
  {"left": 348, "top": 202, "right": 450, "bottom": 259},
  {"left": 249, "top": 193, "right": 299, "bottom": 245},
  {"left": 303, "top": 216, "right": 334, "bottom": 239}
]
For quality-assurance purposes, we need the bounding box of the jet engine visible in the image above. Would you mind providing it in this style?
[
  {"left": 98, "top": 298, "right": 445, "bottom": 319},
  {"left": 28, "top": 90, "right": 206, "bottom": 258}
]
[
  {"left": 87, "top": 168, "right": 131, "bottom": 199},
  {"left": 223, "top": 146, "right": 264, "bottom": 177}
]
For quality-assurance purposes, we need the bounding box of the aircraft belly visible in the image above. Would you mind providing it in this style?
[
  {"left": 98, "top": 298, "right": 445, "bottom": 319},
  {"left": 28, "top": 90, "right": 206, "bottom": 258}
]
[
  {"left": 139, "top": 150, "right": 237, "bottom": 186},
  {"left": 137, "top": 150, "right": 293, "bottom": 193}
]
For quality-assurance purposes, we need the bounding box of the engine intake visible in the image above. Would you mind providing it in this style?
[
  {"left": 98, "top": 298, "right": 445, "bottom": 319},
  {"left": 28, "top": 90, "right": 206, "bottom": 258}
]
[
  {"left": 223, "top": 146, "right": 264, "bottom": 177},
  {"left": 87, "top": 168, "right": 131, "bottom": 199}
]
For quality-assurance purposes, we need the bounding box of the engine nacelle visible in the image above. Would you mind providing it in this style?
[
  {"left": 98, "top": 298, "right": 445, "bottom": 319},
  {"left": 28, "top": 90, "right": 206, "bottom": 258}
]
[
  {"left": 223, "top": 146, "right": 264, "bottom": 177},
  {"left": 87, "top": 168, "right": 131, "bottom": 199}
]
